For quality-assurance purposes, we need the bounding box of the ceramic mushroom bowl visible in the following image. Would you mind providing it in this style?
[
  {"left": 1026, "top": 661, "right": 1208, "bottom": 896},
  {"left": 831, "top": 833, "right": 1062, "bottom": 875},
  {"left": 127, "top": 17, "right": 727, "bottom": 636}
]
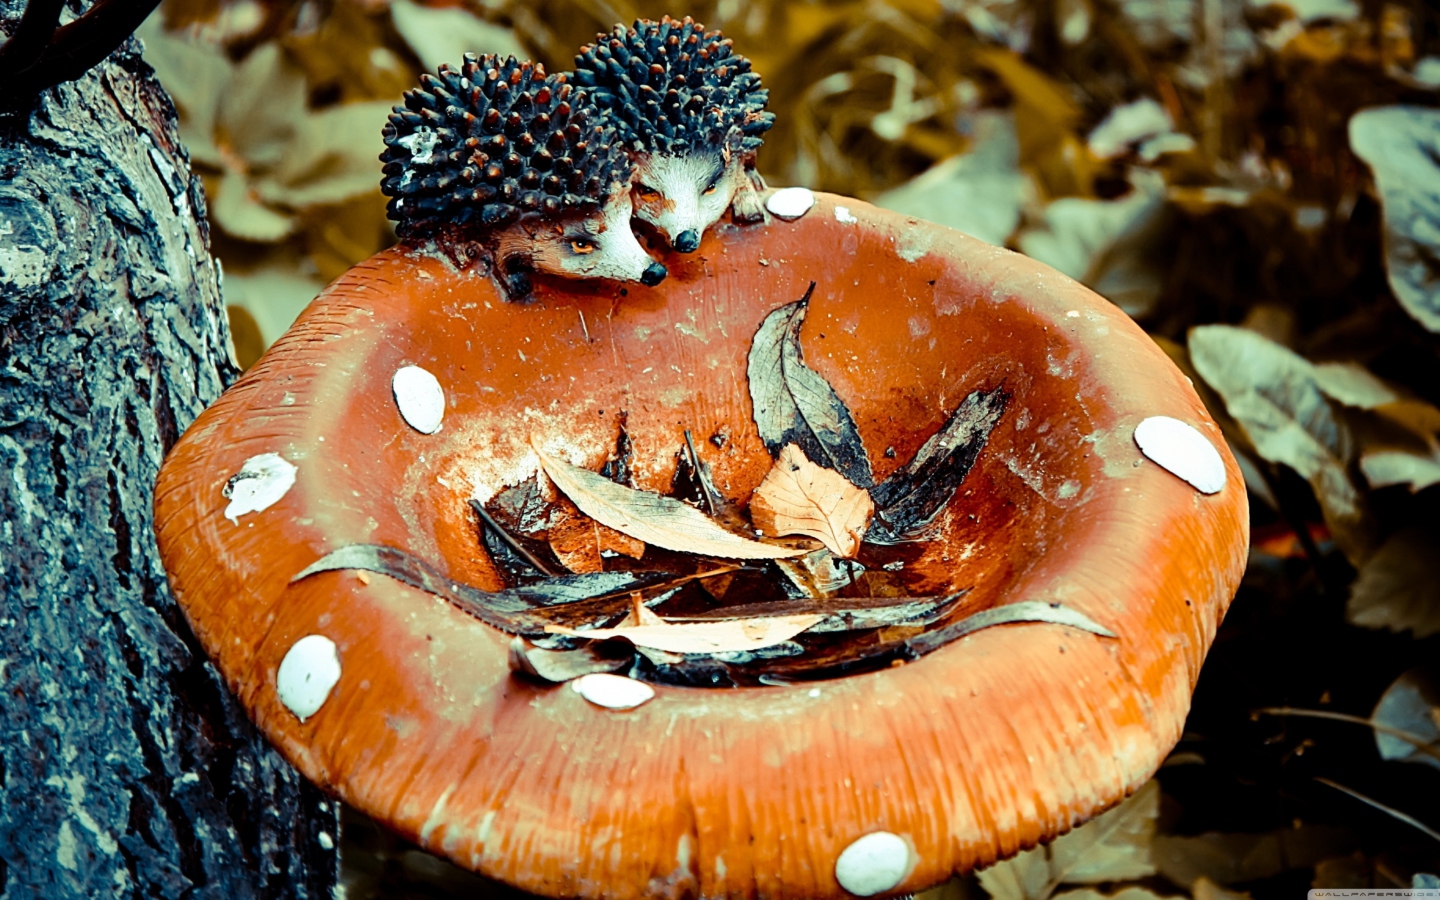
[{"left": 154, "top": 190, "right": 1248, "bottom": 900}]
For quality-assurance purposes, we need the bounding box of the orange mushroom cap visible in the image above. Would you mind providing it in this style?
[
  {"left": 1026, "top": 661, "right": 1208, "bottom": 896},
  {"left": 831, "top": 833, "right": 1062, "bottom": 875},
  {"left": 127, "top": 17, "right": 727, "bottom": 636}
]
[{"left": 154, "top": 192, "right": 1247, "bottom": 899}]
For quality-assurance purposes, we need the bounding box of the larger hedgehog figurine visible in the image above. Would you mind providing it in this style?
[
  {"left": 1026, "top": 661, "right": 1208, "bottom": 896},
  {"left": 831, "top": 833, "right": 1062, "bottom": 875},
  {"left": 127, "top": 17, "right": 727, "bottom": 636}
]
[
  {"left": 381, "top": 54, "right": 667, "bottom": 300},
  {"left": 573, "top": 16, "right": 775, "bottom": 253}
]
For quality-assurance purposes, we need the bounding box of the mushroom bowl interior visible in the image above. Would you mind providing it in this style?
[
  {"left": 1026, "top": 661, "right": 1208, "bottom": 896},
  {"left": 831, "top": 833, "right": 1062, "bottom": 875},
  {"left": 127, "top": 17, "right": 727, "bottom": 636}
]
[{"left": 154, "top": 192, "right": 1248, "bottom": 899}]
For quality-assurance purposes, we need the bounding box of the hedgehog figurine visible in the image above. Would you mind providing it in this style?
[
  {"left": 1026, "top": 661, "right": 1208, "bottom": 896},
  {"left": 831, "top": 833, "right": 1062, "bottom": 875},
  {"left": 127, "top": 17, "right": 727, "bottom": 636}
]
[
  {"left": 381, "top": 54, "right": 667, "bottom": 301},
  {"left": 572, "top": 16, "right": 775, "bottom": 254}
]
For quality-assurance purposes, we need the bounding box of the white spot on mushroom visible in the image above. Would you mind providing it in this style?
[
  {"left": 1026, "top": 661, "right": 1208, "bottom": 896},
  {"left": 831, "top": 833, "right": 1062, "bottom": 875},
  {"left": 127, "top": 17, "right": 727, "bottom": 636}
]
[
  {"left": 766, "top": 187, "right": 816, "bottom": 220},
  {"left": 397, "top": 126, "right": 439, "bottom": 165},
  {"left": 835, "top": 205, "right": 858, "bottom": 224},
  {"left": 393, "top": 365, "right": 445, "bottom": 434},
  {"left": 572, "top": 673, "right": 655, "bottom": 710},
  {"left": 222, "top": 453, "right": 297, "bottom": 524},
  {"left": 1134, "top": 416, "right": 1227, "bottom": 494},
  {"left": 835, "top": 831, "right": 912, "bottom": 896},
  {"left": 277, "top": 634, "right": 342, "bottom": 722}
]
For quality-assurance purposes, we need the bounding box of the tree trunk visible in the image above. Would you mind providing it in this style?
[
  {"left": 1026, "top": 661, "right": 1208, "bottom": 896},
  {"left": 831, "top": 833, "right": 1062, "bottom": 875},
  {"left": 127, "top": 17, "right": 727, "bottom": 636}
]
[{"left": 0, "top": 18, "right": 339, "bottom": 900}]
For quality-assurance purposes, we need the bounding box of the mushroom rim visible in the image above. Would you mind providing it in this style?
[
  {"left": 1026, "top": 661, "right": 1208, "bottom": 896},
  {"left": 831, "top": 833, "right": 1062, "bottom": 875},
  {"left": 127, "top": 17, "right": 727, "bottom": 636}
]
[{"left": 154, "top": 191, "right": 1248, "bottom": 899}]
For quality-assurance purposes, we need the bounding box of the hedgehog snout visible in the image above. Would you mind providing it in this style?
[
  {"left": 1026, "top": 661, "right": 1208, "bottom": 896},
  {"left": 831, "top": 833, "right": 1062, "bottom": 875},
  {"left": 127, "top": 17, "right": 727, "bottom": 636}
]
[
  {"left": 673, "top": 230, "right": 701, "bottom": 253},
  {"left": 640, "top": 262, "right": 668, "bottom": 286}
]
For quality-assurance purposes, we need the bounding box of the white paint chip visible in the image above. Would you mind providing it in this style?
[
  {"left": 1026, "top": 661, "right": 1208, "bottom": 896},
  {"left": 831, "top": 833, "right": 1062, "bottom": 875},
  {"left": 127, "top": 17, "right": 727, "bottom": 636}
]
[
  {"left": 766, "top": 187, "right": 816, "bottom": 220},
  {"left": 1134, "top": 416, "right": 1227, "bottom": 494},
  {"left": 572, "top": 673, "right": 654, "bottom": 710},
  {"left": 835, "top": 831, "right": 912, "bottom": 896},
  {"left": 393, "top": 365, "right": 445, "bottom": 434},
  {"left": 277, "top": 635, "right": 342, "bottom": 722},
  {"left": 835, "top": 205, "right": 858, "bottom": 224},
  {"left": 222, "top": 453, "right": 297, "bottom": 524}
]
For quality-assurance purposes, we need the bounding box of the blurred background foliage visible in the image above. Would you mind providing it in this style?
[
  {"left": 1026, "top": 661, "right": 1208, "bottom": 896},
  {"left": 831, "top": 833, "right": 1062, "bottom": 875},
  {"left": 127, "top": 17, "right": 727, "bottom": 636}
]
[{"left": 134, "top": 0, "right": 1440, "bottom": 895}]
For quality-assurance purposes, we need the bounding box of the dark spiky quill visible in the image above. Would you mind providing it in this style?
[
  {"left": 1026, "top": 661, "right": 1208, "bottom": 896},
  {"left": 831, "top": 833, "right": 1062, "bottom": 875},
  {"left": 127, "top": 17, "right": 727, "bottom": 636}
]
[
  {"left": 380, "top": 55, "right": 633, "bottom": 238},
  {"left": 572, "top": 16, "right": 774, "bottom": 157}
]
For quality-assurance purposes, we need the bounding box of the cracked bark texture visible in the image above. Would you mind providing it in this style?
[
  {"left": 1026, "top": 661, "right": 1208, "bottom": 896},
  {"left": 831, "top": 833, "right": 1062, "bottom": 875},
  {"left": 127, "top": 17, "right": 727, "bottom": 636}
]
[{"left": 0, "top": 13, "right": 339, "bottom": 899}]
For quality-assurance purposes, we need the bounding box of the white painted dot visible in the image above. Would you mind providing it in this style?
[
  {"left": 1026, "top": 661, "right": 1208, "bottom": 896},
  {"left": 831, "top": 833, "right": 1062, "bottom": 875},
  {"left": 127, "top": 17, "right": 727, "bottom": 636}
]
[
  {"left": 1134, "top": 416, "right": 1227, "bottom": 494},
  {"left": 572, "top": 673, "right": 654, "bottom": 710},
  {"left": 835, "top": 831, "right": 912, "bottom": 896},
  {"left": 318, "top": 831, "right": 335, "bottom": 850},
  {"left": 222, "top": 453, "right": 297, "bottom": 524},
  {"left": 277, "top": 635, "right": 341, "bottom": 722},
  {"left": 766, "top": 187, "right": 816, "bottom": 220},
  {"left": 393, "top": 365, "right": 445, "bottom": 434},
  {"left": 835, "top": 205, "right": 859, "bottom": 224}
]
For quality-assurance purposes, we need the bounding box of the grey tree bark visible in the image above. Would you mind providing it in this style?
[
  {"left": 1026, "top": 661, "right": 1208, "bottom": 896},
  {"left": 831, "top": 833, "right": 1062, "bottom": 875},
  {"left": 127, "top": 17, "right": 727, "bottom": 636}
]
[{"left": 0, "top": 13, "right": 339, "bottom": 899}]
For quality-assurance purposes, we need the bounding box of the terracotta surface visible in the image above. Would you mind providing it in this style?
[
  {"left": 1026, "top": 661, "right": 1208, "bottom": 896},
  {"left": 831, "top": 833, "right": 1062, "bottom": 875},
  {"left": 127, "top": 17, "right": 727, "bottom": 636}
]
[{"left": 153, "top": 192, "right": 1248, "bottom": 899}]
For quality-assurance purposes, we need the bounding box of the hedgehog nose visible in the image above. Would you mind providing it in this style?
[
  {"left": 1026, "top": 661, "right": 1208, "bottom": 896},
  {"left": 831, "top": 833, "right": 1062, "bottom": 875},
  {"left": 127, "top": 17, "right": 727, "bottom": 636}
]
[
  {"left": 673, "top": 230, "right": 701, "bottom": 253},
  {"left": 640, "top": 262, "right": 668, "bottom": 286}
]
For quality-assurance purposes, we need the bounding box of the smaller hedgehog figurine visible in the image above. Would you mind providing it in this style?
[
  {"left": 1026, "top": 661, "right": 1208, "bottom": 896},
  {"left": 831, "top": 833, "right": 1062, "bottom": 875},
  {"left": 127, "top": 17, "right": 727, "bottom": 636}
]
[
  {"left": 381, "top": 54, "right": 667, "bottom": 301},
  {"left": 573, "top": 16, "right": 775, "bottom": 253}
]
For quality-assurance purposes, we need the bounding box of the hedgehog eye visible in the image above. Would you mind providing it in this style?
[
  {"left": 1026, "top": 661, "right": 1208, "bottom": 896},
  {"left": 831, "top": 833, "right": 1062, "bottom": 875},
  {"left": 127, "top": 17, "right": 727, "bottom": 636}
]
[
  {"left": 702, "top": 177, "right": 721, "bottom": 195},
  {"left": 569, "top": 238, "right": 597, "bottom": 255},
  {"left": 636, "top": 184, "right": 662, "bottom": 203}
]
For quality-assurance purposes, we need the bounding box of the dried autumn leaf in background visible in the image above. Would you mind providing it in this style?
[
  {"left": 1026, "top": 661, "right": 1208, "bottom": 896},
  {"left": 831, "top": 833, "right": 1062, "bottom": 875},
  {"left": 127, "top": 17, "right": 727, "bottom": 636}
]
[
  {"left": 978, "top": 780, "right": 1160, "bottom": 900},
  {"left": 1348, "top": 106, "right": 1440, "bottom": 333},
  {"left": 1054, "top": 888, "right": 1169, "bottom": 900},
  {"left": 1370, "top": 666, "right": 1440, "bottom": 770},
  {"left": 1152, "top": 825, "right": 1355, "bottom": 888},
  {"left": 390, "top": 0, "right": 528, "bottom": 71},
  {"left": 751, "top": 444, "right": 874, "bottom": 558},
  {"left": 1188, "top": 325, "right": 1374, "bottom": 564},
  {"left": 1346, "top": 528, "right": 1440, "bottom": 638},
  {"left": 533, "top": 447, "right": 803, "bottom": 560},
  {"left": 747, "top": 285, "right": 875, "bottom": 488},
  {"left": 876, "top": 110, "right": 1032, "bottom": 246}
]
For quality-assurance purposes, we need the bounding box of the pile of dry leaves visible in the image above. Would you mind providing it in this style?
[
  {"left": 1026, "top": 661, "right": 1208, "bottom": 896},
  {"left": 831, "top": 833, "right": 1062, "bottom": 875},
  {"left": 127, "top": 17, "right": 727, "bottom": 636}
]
[{"left": 294, "top": 284, "right": 1105, "bottom": 689}]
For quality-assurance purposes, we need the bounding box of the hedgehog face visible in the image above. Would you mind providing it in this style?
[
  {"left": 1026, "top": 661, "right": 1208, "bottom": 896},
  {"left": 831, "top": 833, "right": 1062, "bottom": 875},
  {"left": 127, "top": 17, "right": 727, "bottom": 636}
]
[
  {"left": 631, "top": 151, "right": 746, "bottom": 252},
  {"left": 573, "top": 17, "right": 775, "bottom": 249},
  {"left": 496, "top": 192, "right": 666, "bottom": 287}
]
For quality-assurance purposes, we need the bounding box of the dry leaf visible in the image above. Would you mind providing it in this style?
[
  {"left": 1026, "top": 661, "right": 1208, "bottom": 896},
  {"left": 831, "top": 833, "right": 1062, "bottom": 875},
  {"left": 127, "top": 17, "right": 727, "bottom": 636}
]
[
  {"left": 978, "top": 781, "right": 1160, "bottom": 900},
  {"left": 876, "top": 110, "right": 1031, "bottom": 247},
  {"left": 868, "top": 387, "right": 1009, "bottom": 544},
  {"left": 1153, "top": 825, "right": 1354, "bottom": 888},
  {"left": 533, "top": 446, "right": 802, "bottom": 560},
  {"left": 1349, "top": 106, "right": 1440, "bottom": 333},
  {"left": 773, "top": 547, "right": 862, "bottom": 598},
  {"left": 1346, "top": 528, "right": 1440, "bottom": 638},
  {"left": 1054, "top": 889, "right": 1170, "bottom": 900},
  {"left": 548, "top": 614, "right": 825, "bottom": 654},
  {"left": 1370, "top": 666, "right": 1440, "bottom": 771},
  {"left": 290, "top": 544, "right": 668, "bottom": 634},
  {"left": 1360, "top": 450, "right": 1440, "bottom": 493},
  {"left": 1190, "top": 879, "right": 1254, "bottom": 900},
  {"left": 751, "top": 444, "right": 874, "bottom": 558},
  {"left": 747, "top": 284, "right": 875, "bottom": 488},
  {"left": 668, "top": 593, "right": 961, "bottom": 633},
  {"left": 1188, "top": 324, "right": 1373, "bottom": 564},
  {"left": 545, "top": 501, "right": 645, "bottom": 575},
  {"left": 507, "top": 636, "right": 628, "bottom": 683}
]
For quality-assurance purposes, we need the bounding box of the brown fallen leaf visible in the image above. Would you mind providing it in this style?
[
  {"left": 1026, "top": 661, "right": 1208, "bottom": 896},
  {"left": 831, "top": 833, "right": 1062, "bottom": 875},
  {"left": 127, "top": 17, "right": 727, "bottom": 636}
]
[
  {"left": 547, "top": 613, "right": 825, "bottom": 654},
  {"left": 546, "top": 499, "right": 645, "bottom": 574},
  {"left": 751, "top": 444, "right": 874, "bottom": 558},
  {"left": 507, "top": 636, "right": 629, "bottom": 683},
  {"left": 533, "top": 445, "right": 803, "bottom": 560}
]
